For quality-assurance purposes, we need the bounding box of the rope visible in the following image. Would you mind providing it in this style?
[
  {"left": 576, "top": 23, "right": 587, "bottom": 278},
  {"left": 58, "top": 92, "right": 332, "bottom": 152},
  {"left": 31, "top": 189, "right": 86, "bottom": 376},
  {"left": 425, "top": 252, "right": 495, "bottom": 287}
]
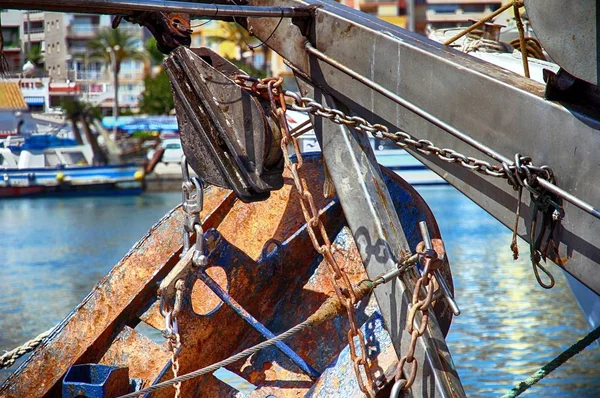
[
  {"left": 501, "top": 324, "right": 600, "bottom": 398},
  {"left": 0, "top": 328, "right": 53, "bottom": 369}
]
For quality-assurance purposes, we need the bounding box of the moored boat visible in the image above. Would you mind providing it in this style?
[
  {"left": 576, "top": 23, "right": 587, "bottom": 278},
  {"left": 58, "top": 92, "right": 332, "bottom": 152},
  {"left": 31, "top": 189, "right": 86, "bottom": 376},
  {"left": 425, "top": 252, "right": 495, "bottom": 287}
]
[{"left": 0, "top": 136, "right": 145, "bottom": 197}]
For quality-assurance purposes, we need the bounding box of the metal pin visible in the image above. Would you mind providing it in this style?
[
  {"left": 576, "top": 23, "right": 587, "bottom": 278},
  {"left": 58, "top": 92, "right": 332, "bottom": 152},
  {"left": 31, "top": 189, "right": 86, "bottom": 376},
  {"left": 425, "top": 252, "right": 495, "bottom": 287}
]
[{"left": 418, "top": 221, "right": 461, "bottom": 316}]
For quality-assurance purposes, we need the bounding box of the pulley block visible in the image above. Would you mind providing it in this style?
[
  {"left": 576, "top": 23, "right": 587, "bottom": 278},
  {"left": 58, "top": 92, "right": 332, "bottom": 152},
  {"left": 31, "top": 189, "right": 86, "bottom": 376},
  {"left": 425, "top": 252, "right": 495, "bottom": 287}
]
[{"left": 165, "top": 47, "right": 284, "bottom": 202}]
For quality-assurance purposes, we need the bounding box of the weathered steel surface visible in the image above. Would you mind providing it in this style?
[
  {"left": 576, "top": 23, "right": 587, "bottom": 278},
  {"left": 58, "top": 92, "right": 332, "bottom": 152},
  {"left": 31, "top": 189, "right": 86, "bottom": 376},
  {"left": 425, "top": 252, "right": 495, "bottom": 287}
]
[
  {"left": 98, "top": 326, "right": 171, "bottom": 383},
  {"left": 247, "top": 0, "right": 600, "bottom": 296},
  {"left": 202, "top": 167, "right": 456, "bottom": 397},
  {"left": 524, "top": 0, "right": 598, "bottom": 85},
  {"left": 141, "top": 155, "right": 345, "bottom": 397},
  {"left": 0, "top": 187, "right": 232, "bottom": 397},
  {"left": 167, "top": 47, "right": 283, "bottom": 202},
  {"left": 307, "top": 310, "right": 399, "bottom": 397},
  {"left": 197, "top": 269, "right": 321, "bottom": 378}
]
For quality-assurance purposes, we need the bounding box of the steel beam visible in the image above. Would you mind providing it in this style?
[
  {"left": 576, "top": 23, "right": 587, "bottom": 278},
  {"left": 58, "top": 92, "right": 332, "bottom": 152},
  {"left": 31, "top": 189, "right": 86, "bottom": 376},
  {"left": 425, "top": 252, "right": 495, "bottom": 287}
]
[
  {"left": 246, "top": 0, "right": 600, "bottom": 295},
  {"left": 0, "top": 0, "right": 313, "bottom": 18},
  {"left": 296, "top": 79, "right": 464, "bottom": 396}
]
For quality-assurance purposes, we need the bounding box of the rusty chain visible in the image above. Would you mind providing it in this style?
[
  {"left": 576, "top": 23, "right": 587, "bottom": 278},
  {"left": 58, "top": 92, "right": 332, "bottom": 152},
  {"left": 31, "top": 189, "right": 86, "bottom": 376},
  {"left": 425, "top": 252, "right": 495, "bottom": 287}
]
[
  {"left": 235, "top": 75, "right": 558, "bottom": 394},
  {"left": 168, "top": 280, "right": 185, "bottom": 398},
  {"left": 236, "top": 75, "right": 376, "bottom": 397},
  {"left": 395, "top": 246, "right": 441, "bottom": 390}
]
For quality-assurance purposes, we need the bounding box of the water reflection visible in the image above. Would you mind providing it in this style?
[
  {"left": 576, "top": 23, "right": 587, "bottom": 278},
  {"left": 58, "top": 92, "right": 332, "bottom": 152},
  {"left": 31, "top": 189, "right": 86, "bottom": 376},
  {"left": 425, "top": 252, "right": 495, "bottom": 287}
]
[
  {"left": 0, "top": 193, "right": 181, "bottom": 382},
  {"left": 1, "top": 188, "right": 598, "bottom": 396},
  {"left": 418, "top": 186, "right": 600, "bottom": 397}
]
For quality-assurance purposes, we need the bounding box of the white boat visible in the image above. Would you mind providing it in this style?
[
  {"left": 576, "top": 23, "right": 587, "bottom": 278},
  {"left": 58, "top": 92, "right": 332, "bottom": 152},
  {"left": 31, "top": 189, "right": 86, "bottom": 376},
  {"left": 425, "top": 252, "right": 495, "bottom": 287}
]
[{"left": 0, "top": 136, "right": 145, "bottom": 197}]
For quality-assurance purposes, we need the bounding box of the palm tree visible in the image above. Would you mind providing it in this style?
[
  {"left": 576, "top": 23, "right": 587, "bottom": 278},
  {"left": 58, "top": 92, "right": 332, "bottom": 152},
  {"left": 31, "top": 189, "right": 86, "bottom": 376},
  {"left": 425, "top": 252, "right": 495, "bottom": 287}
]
[
  {"left": 87, "top": 28, "right": 146, "bottom": 120},
  {"left": 25, "top": 44, "right": 44, "bottom": 67}
]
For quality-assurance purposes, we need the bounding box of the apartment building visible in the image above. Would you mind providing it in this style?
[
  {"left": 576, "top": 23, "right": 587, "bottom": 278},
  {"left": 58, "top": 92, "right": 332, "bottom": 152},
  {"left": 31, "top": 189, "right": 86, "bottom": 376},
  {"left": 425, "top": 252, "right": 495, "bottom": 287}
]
[
  {"left": 21, "top": 10, "right": 46, "bottom": 65},
  {"left": 42, "top": 13, "right": 146, "bottom": 113},
  {"left": 1, "top": 10, "right": 24, "bottom": 75}
]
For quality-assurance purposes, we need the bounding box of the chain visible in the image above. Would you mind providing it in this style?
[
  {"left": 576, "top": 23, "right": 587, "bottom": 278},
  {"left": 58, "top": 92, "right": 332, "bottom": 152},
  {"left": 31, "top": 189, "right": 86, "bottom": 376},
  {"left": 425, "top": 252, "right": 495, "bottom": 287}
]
[
  {"left": 158, "top": 158, "right": 207, "bottom": 397},
  {"left": 282, "top": 91, "right": 559, "bottom": 192},
  {"left": 396, "top": 248, "right": 441, "bottom": 390},
  {"left": 235, "top": 75, "right": 559, "bottom": 393},
  {"left": 163, "top": 280, "right": 185, "bottom": 398},
  {"left": 237, "top": 75, "right": 375, "bottom": 397}
]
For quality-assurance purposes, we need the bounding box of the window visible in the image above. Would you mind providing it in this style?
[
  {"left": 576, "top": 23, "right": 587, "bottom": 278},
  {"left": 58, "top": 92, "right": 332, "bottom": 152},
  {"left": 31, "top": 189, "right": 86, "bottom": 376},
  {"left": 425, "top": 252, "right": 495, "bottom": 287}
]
[
  {"left": 56, "top": 42, "right": 60, "bottom": 52},
  {"left": 429, "top": 4, "right": 458, "bottom": 13},
  {"left": 45, "top": 152, "right": 61, "bottom": 166},
  {"left": 62, "top": 152, "right": 88, "bottom": 165},
  {"left": 165, "top": 143, "right": 181, "bottom": 150},
  {"left": 463, "top": 5, "right": 485, "bottom": 13}
]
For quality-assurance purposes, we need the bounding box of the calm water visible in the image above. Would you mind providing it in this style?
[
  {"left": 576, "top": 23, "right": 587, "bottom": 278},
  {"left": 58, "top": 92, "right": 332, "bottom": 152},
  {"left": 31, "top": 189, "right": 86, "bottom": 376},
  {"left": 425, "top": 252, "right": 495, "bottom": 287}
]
[{"left": 1, "top": 187, "right": 598, "bottom": 396}]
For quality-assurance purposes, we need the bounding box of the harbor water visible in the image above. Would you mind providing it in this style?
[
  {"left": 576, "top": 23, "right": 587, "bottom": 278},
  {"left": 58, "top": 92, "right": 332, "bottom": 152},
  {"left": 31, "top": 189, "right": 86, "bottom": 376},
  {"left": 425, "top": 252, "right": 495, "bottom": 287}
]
[{"left": 1, "top": 187, "right": 599, "bottom": 396}]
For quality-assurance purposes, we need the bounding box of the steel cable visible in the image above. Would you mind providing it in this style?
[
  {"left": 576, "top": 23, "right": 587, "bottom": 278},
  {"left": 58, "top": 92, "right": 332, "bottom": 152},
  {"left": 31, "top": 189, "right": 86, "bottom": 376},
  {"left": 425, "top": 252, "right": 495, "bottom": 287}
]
[{"left": 118, "top": 321, "right": 311, "bottom": 397}]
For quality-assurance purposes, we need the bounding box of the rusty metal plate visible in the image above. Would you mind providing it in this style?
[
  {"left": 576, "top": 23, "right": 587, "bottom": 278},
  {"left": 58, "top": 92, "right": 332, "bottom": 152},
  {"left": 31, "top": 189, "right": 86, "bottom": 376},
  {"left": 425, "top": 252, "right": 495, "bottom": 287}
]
[
  {"left": 99, "top": 326, "right": 171, "bottom": 383},
  {"left": 0, "top": 187, "right": 233, "bottom": 398}
]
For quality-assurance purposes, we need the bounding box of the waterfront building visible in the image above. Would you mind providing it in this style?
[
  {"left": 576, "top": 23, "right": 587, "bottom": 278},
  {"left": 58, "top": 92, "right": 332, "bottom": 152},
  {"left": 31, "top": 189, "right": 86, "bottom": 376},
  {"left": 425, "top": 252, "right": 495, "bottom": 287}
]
[{"left": 10, "top": 11, "right": 147, "bottom": 114}]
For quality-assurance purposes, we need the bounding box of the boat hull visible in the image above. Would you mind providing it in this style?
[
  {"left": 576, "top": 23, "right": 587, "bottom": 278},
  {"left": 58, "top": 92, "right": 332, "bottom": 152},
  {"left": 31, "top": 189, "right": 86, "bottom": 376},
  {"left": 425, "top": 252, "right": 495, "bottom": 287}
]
[{"left": 0, "top": 164, "right": 144, "bottom": 197}]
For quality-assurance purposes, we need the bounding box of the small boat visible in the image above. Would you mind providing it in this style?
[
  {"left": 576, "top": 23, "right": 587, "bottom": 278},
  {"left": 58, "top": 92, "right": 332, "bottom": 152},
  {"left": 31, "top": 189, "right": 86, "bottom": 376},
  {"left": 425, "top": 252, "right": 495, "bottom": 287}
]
[{"left": 0, "top": 135, "right": 145, "bottom": 197}]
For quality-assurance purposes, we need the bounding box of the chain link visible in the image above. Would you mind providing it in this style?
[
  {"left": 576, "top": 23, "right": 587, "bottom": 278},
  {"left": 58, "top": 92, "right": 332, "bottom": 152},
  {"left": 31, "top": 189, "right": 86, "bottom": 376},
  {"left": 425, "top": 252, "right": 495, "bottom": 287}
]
[
  {"left": 395, "top": 251, "right": 439, "bottom": 390},
  {"left": 281, "top": 91, "right": 556, "bottom": 187},
  {"left": 238, "top": 75, "right": 375, "bottom": 397}
]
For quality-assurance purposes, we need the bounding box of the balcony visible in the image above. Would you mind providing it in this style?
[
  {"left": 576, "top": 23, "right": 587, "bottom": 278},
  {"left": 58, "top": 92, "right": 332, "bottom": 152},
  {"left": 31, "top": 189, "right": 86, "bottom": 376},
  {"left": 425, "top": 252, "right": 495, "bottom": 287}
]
[
  {"left": 23, "top": 28, "right": 45, "bottom": 42},
  {"left": 25, "top": 11, "right": 45, "bottom": 21},
  {"left": 67, "top": 69, "right": 108, "bottom": 82},
  {"left": 67, "top": 25, "right": 98, "bottom": 38},
  {"left": 119, "top": 71, "right": 145, "bottom": 81}
]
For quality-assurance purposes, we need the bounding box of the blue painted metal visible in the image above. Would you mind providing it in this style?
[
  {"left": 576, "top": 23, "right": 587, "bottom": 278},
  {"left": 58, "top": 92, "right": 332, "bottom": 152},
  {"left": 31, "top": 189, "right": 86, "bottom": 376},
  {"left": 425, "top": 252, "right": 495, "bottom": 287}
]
[
  {"left": 62, "top": 364, "right": 130, "bottom": 398},
  {"left": 198, "top": 269, "right": 321, "bottom": 379},
  {"left": 306, "top": 310, "right": 394, "bottom": 398}
]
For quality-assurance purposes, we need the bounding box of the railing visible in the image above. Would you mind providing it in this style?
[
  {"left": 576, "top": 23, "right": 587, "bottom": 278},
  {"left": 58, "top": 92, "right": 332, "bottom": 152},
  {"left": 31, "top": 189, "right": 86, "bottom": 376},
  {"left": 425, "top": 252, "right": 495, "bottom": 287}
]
[{"left": 23, "top": 28, "right": 45, "bottom": 35}]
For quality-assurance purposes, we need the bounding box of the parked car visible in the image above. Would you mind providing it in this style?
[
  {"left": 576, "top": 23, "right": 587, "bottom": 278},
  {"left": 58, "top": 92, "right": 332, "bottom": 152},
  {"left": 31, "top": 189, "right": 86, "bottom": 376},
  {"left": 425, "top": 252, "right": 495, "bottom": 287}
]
[{"left": 147, "top": 138, "right": 183, "bottom": 165}]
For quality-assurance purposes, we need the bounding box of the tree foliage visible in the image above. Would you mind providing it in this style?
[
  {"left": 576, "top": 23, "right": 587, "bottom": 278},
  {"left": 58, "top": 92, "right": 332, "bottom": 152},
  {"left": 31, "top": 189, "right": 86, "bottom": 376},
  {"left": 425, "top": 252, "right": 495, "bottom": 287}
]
[
  {"left": 26, "top": 44, "right": 44, "bottom": 66},
  {"left": 145, "top": 37, "right": 165, "bottom": 67},
  {"left": 87, "top": 28, "right": 146, "bottom": 74},
  {"left": 138, "top": 69, "right": 174, "bottom": 115}
]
